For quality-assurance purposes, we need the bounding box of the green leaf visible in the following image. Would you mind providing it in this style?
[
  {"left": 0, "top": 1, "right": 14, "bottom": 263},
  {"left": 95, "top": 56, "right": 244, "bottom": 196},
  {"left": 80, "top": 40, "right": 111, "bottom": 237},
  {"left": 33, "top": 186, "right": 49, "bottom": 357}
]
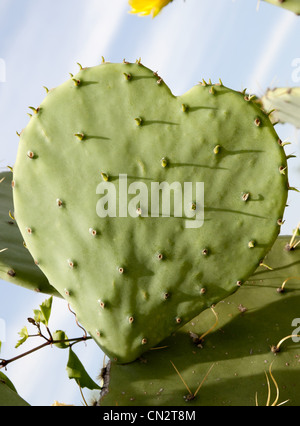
[
  {"left": 33, "top": 297, "right": 53, "bottom": 326},
  {"left": 39, "top": 296, "right": 53, "bottom": 326},
  {"left": 66, "top": 348, "right": 100, "bottom": 390},
  {"left": 33, "top": 309, "right": 42, "bottom": 324},
  {"left": 15, "top": 326, "right": 29, "bottom": 349},
  {"left": 53, "top": 330, "right": 69, "bottom": 349}
]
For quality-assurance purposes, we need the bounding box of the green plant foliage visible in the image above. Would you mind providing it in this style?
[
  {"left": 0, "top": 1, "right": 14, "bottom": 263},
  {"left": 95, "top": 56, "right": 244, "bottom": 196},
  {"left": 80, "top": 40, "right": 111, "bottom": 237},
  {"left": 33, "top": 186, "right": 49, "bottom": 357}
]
[
  {"left": 0, "top": 172, "right": 60, "bottom": 297},
  {"left": 100, "top": 236, "right": 300, "bottom": 406},
  {"left": 66, "top": 348, "right": 100, "bottom": 390},
  {"left": 0, "top": 372, "right": 29, "bottom": 406},
  {"left": 36, "top": 296, "right": 53, "bottom": 327},
  {"left": 53, "top": 330, "right": 69, "bottom": 349},
  {"left": 15, "top": 326, "right": 29, "bottom": 349},
  {"left": 260, "top": 87, "right": 300, "bottom": 128},
  {"left": 12, "top": 62, "right": 289, "bottom": 364}
]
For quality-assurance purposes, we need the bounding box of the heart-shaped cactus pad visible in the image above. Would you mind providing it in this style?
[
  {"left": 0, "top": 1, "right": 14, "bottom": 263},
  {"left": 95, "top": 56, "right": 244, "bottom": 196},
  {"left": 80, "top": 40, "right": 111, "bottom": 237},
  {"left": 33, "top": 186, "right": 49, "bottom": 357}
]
[{"left": 13, "top": 62, "right": 288, "bottom": 363}]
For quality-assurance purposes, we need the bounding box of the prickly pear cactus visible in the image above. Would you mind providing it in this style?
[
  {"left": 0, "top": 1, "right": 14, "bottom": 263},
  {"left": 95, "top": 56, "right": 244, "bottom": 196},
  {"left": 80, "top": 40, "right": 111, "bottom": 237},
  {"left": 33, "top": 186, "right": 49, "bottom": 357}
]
[
  {"left": 0, "top": 372, "right": 29, "bottom": 406},
  {"left": 263, "top": 0, "right": 300, "bottom": 14},
  {"left": 0, "top": 172, "right": 59, "bottom": 297},
  {"left": 100, "top": 236, "right": 300, "bottom": 406},
  {"left": 13, "top": 62, "right": 289, "bottom": 364},
  {"left": 261, "top": 87, "right": 300, "bottom": 128}
]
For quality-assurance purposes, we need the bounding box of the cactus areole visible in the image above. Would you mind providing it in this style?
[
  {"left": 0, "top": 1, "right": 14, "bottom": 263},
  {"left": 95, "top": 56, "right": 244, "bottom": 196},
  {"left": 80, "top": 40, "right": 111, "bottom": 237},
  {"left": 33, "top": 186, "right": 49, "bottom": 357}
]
[{"left": 13, "top": 62, "right": 288, "bottom": 364}]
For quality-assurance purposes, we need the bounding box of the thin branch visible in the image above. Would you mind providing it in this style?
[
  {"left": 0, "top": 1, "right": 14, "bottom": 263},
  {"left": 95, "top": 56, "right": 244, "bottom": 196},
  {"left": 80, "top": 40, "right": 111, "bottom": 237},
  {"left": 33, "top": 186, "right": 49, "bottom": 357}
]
[
  {"left": 79, "top": 385, "right": 89, "bottom": 407},
  {"left": 0, "top": 342, "right": 50, "bottom": 369},
  {"left": 0, "top": 336, "right": 92, "bottom": 370}
]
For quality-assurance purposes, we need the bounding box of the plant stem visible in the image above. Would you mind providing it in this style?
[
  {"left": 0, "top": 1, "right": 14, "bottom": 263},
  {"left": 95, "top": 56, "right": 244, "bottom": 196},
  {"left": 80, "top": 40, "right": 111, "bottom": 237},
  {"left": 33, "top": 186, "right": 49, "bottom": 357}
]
[
  {"left": 0, "top": 336, "right": 92, "bottom": 369},
  {"left": 0, "top": 342, "right": 50, "bottom": 369}
]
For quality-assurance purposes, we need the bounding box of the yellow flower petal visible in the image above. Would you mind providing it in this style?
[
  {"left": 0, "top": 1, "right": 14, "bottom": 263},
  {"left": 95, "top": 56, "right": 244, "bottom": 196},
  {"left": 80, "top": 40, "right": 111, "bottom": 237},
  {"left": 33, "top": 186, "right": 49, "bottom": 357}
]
[
  {"left": 129, "top": 0, "right": 173, "bottom": 18},
  {"left": 52, "top": 401, "right": 74, "bottom": 406}
]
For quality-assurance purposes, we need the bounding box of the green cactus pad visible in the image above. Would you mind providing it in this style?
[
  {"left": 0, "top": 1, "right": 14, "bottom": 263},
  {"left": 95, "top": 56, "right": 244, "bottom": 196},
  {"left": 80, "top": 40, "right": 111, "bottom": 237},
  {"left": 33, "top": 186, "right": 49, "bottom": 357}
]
[
  {"left": 263, "top": 0, "right": 300, "bottom": 14},
  {"left": 13, "top": 62, "right": 288, "bottom": 364},
  {"left": 0, "top": 372, "right": 30, "bottom": 406},
  {"left": 100, "top": 236, "right": 300, "bottom": 406},
  {"left": 261, "top": 87, "right": 300, "bottom": 129},
  {"left": 0, "top": 172, "right": 59, "bottom": 297}
]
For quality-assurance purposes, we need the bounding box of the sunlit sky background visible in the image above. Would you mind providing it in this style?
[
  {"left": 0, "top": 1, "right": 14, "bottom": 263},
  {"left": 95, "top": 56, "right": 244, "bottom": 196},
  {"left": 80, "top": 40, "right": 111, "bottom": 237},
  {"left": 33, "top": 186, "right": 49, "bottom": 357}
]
[{"left": 0, "top": 0, "right": 299, "bottom": 406}]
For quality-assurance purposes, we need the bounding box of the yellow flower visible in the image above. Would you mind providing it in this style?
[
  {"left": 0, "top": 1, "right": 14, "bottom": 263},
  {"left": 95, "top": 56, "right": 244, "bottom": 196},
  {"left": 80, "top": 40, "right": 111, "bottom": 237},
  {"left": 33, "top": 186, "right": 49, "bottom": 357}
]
[
  {"left": 129, "top": 0, "right": 173, "bottom": 18},
  {"left": 52, "top": 401, "right": 74, "bottom": 406}
]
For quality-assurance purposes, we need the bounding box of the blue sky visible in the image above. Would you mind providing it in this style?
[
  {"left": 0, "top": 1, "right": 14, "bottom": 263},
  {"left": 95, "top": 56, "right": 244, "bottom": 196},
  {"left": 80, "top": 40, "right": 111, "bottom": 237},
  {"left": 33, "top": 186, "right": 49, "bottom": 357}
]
[{"left": 0, "top": 0, "right": 299, "bottom": 406}]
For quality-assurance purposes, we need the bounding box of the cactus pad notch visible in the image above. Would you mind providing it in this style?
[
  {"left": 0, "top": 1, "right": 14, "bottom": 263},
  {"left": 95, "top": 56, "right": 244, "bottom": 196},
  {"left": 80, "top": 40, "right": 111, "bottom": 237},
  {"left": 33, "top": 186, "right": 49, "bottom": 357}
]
[{"left": 13, "top": 62, "right": 288, "bottom": 363}]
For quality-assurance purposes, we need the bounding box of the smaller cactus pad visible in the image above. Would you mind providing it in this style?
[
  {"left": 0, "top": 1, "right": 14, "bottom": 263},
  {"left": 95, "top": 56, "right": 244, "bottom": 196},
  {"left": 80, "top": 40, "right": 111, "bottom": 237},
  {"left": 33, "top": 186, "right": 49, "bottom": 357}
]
[
  {"left": 100, "top": 236, "right": 300, "bottom": 406},
  {"left": 0, "top": 372, "right": 29, "bottom": 406},
  {"left": 261, "top": 87, "right": 300, "bottom": 129},
  {"left": 0, "top": 172, "right": 59, "bottom": 297}
]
